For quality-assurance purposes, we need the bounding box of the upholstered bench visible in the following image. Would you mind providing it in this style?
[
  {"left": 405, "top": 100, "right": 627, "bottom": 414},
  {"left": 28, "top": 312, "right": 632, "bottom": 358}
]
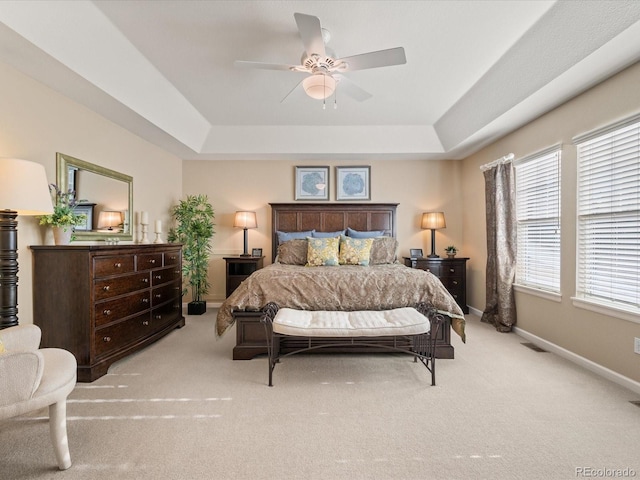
[{"left": 260, "top": 302, "right": 443, "bottom": 387}]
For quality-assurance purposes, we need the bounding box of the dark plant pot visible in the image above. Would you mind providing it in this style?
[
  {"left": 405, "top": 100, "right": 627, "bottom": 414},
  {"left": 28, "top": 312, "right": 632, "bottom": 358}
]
[{"left": 187, "top": 301, "right": 207, "bottom": 315}]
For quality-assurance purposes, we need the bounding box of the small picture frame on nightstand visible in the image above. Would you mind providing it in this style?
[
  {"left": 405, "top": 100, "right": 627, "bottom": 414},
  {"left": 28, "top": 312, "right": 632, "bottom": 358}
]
[
  {"left": 251, "top": 248, "right": 263, "bottom": 257},
  {"left": 409, "top": 248, "right": 423, "bottom": 259}
]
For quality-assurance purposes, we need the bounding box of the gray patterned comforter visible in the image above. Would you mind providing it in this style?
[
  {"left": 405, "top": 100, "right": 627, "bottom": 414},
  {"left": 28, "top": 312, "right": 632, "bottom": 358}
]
[{"left": 216, "top": 263, "right": 466, "bottom": 341}]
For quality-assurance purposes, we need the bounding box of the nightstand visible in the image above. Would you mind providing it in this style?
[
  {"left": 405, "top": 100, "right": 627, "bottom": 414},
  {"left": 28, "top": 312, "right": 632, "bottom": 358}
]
[
  {"left": 403, "top": 256, "right": 469, "bottom": 313},
  {"left": 224, "top": 256, "right": 264, "bottom": 297}
]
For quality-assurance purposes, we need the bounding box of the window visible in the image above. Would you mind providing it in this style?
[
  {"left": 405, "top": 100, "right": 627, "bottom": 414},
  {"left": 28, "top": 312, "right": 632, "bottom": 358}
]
[
  {"left": 574, "top": 114, "right": 640, "bottom": 317},
  {"left": 514, "top": 147, "right": 561, "bottom": 293}
]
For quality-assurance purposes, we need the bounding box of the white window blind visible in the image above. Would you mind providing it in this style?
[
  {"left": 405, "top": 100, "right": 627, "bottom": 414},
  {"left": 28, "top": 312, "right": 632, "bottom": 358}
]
[
  {"left": 514, "top": 148, "right": 561, "bottom": 292},
  {"left": 575, "top": 117, "right": 640, "bottom": 313}
]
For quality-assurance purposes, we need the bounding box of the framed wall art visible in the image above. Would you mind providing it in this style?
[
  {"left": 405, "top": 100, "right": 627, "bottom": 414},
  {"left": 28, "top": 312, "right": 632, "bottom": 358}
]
[
  {"left": 336, "top": 166, "right": 370, "bottom": 201},
  {"left": 295, "top": 166, "right": 329, "bottom": 201}
]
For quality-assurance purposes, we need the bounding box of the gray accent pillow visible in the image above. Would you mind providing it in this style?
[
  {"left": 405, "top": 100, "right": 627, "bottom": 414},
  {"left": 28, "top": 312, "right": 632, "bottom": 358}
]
[
  {"left": 369, "top": 237, "right": 398, "bottom": 264},
  {"left": 276, "top": 238, "right": 308, "bottom": 265}
]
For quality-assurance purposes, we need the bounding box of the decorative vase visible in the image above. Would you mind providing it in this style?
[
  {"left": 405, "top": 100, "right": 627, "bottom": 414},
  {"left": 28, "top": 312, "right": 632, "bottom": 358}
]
[
  {"left": 447, "top": 253, "right": 456, "bottom": 259},
  {"left": 53, "top": 226, "right": 73, "bottom": 245}
]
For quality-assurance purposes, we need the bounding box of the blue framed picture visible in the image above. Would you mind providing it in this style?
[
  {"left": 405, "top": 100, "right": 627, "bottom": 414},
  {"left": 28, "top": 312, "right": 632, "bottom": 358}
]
[
  {"left": 295, "top": 166, "right": 329, "bottom": 201},
  {"left": 336, "top": 166, "right": 370, "bottom": 201}
]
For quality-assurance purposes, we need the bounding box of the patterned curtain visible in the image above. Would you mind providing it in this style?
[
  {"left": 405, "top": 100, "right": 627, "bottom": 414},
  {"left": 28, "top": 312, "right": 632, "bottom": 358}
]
[{"left": 481, "top": 160, "right": 517, "bottom": 332}]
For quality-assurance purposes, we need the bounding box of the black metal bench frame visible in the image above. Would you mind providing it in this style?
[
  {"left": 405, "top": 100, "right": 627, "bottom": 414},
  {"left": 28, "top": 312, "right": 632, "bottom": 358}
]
[{"left": 260, "top": 302, "right": 444, "bottom": 387}]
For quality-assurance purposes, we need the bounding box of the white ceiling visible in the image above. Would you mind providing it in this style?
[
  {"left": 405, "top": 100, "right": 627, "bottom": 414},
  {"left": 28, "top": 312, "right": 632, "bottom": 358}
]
[{"left": 1, "top": 1, "right": 640, "bottom": 161}]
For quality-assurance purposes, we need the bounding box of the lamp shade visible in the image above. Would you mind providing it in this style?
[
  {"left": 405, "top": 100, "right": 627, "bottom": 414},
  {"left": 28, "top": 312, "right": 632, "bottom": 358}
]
[
  {"left": 98, "top": 211, "right": 123, "bottom": 230},
  {"left": 233, "top": 211, "right": 257, "bottom": 229},
  {"left": 421, "top": 212, "right": 446, "bottom": 230},
  {"left": 0, "top": 158, "right": 53, "bottom": 215},
  {"left": 303, "top": 74, "right": 336, "bottom": 100}
]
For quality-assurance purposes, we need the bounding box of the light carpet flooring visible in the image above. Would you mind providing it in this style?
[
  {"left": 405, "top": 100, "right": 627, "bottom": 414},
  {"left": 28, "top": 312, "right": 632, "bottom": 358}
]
[{"left": 1, "top": 310, "right": 639, "bottom": 480}]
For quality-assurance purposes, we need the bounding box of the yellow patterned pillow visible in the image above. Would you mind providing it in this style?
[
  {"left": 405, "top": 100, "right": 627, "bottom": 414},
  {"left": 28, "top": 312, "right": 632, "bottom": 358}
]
[
  {"left": 306, "top": 237, "right": 340, "bottom": 266},
  {"left": 339, "top": 235, "right": 374, "bottom": 266}
]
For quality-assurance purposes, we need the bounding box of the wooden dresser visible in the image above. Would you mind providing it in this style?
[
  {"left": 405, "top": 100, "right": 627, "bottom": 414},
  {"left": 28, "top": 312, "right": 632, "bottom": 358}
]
[
  {"left": 403, "top": 257, "right": 469, "bottom": 313},
  {"left": 30, "top": 244, "right": 185, "bottom": 382}
]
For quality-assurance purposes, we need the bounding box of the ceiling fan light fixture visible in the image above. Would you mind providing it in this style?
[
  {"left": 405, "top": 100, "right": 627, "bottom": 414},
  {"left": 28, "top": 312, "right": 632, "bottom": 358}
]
[{"left": 303, "top": 74, "right": 336, "bottom": 99}]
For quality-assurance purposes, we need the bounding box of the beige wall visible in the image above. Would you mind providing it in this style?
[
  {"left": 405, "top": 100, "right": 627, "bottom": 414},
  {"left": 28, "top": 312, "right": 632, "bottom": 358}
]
[
  {"left": 0, "top": 61, "right": 184, "bottom": 326},
  {"left": 461, "top": 61, "right": 640, "bottom": 383},
  {"left": 182, "top": 158, "right": 464, "bottom": 303}
]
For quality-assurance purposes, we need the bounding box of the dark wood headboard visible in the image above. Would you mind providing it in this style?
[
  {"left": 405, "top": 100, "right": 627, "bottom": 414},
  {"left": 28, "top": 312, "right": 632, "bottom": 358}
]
[{"left": 270, "top": 203, "right": 398, "bottom": 262}]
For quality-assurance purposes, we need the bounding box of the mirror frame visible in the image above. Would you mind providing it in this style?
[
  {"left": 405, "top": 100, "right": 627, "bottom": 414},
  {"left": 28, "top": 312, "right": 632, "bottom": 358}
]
[{"left": 56, "top": 152, "right": 133, "bottom": 241}]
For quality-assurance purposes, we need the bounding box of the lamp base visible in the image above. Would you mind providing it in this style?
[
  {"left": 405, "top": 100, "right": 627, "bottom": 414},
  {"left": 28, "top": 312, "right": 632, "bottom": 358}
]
[
  {"left": 239, "top": 253, "right": 252, "bottom": 257},
  {"left": 427, "top": 254, "right": 440, "bottom": 258}
]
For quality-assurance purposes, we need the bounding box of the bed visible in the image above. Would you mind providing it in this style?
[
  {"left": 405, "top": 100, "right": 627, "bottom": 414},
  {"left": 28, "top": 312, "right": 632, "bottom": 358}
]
[{"left": 216, "top": 203, "right": 466, "bottom": 359}]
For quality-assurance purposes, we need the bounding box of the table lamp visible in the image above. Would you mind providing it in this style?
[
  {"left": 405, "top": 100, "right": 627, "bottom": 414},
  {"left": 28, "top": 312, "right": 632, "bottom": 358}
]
[
  {"left": 421, "top": 212, "right": 446, "bottom": 258},
  {"left": 0, "top": 158, "right": 54, "bottom": 328},
  {"left": 233, "top": 211, "right": 257, "bottom": 257}
]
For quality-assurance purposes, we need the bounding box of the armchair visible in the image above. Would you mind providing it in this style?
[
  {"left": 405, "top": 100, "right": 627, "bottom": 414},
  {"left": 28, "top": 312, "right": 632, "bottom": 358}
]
[{"left": 0, "top": 324, "right": 77, "bottom": 470}]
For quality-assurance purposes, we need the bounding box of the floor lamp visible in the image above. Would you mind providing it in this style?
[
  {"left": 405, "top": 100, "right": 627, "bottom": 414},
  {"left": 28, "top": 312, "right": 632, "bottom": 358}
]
[
  {"left": 233, "top": 211, "right": 257, "bottom": 257},
  {"left": 421, "top": 212, "right": 446, "bottom": 258},
  {"left": 0, "top": 159, "right": 53, "bottom": 329}
]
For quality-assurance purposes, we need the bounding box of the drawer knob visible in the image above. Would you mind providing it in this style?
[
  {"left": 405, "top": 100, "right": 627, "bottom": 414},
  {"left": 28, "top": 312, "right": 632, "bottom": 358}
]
[
  {"left": 142, "top": 298, "right": 149, "bottom": 304},
  {"left": 102, "top": 285, "right": 110, "bottom": 291},
  {"left": 149, "top": 259, "right": 156, "bottom": 264},
  {"left": 114, "top": 262, "right": 122, "bottom": 268},
  {"left": 142, "top": 320, "right": 149, "bottom": 326},
  {"left": 452, "top": 280, "right": 458, "bottom": 285},
  {"left": 449, "top": 268, "right": 455, "bottom": 273},
  {"left": 155, "top": 314, "right": 162, "bottom": 320},
  {"left": 155, "top": 294, "right": 162, "bottom": 299},
  {"left": 170, "top": 255, "right": 176, "bottom": 260},
  {"left": 103, "top": 309, "right": 111, "bottom": 316},
  {"left": 103, "top": 336, "right": 111, "bottom": 342},
  {"left": 154, "top": 275, "right": 162, "bottom": 280},
  {"left": 142, "top": 278, "right": 149, "bottom": 283}
]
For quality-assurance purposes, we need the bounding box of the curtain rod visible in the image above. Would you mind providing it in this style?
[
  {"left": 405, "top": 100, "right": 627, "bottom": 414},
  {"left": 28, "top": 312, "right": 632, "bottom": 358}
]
[{"left": 479, "top": 153, "right": 514, "bottom": 172}]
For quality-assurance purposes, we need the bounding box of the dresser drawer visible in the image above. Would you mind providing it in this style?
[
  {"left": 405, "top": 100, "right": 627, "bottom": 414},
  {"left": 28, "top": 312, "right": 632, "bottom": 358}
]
[
  {"left": 164, "top": 250, "right": 181, "bottom": 267},
  {"left": 440, "top": 264, "right": 464, "bottom": 277},
  {"left": 94, "top": 255, "right": 135, "bottom": 278},
  {"left": 138, "top": 253, "right": 162, "bottom": 270},
  {"left": 152, "top": 300, "right": 182, "bottom": 330},
  {"left": 94, "top": 313, "right": 152, "bottom": 358},
  {"left": 94, "top": 272, "right": 151, "bottom": 301},
  {"left": 95, "top": 290, "right": 151, "bottom": 327},
  {"left": 151, "top": 265, "right": 182, "bottom": 286},
  {"left": 413, "top": 260, "right": 440, "bottom": 276},
  {"left": 152, "top": 280, "right": 181, "bottom": 307}
]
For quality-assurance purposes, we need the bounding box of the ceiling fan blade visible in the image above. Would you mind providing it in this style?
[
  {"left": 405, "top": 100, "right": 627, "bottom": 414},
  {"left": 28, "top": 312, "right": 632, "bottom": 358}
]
[
  {"left": 234, "top": 60, "right": 299, "bottom": 71},
  {"left": 294, "top": 13, "right": 326, "bottom": 58},
  {"left": 337, "top": 47, "right": 406, "bottom": 71},
  {"left": 334, "top": 75, "right": 372, "bottom": 102}
]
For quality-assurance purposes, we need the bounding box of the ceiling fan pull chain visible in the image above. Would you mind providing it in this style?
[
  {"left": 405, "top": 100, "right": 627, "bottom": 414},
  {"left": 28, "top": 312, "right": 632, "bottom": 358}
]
[{"left": 323, "top": 75, "right": 327, "bottom": 109}]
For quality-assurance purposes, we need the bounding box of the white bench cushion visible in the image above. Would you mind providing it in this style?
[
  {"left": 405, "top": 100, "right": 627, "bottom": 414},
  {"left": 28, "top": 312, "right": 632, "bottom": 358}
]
[{"left": 272, "top": 307, "right": 430, "bottom": 337}]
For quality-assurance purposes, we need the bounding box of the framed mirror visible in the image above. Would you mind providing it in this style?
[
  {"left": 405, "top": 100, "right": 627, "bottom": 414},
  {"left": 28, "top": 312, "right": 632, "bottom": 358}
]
[{"left": 56, "top": 152, "right": 133, "bottom": 241}]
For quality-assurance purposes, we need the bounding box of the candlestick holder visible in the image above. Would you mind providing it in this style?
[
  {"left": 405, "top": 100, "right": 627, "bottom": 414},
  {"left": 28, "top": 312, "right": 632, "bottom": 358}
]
[
  {"left": 154, "top": 231, "right": 163, "bottom": 244},
  {"left": 139, "top": 222, "right": 150, "bottom": 244}
]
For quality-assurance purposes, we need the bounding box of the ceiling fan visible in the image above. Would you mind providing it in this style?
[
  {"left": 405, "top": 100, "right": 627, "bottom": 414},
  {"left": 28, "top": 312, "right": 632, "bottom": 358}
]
[{"left": 235, "top": 12, "right": 407, "bottom": 106}]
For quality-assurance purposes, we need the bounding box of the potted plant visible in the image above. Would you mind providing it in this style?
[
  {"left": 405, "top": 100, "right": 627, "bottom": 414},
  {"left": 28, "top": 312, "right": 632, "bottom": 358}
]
[
  {"left": 168, "top": 194, "right": 215, "bottom": 315},
  {"left": 38, "top": 184, "right": 86, "bottom": 245},
  {"left": 444, "top": 245, "right": 458, "bottom": 258}
]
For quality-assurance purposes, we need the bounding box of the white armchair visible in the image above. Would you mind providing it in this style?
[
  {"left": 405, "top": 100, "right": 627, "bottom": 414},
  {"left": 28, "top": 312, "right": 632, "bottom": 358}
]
[{"left": 0, "top": 324, "right": 77, "bottom": 470}]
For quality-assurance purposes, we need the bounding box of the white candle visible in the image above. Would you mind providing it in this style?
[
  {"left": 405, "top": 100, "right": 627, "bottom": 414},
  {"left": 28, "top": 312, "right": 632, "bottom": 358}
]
[
  {"left": 141, "top": 211, "right": 149, "bottom": 224},
  {"left": 155, "top": 220, "right": 162, "bottom": 233}
]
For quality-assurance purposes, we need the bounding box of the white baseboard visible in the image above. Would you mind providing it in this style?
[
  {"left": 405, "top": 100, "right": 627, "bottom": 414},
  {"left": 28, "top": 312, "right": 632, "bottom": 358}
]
[{"left": 513, "top": 326, "right": 640, "bottom": 396}]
